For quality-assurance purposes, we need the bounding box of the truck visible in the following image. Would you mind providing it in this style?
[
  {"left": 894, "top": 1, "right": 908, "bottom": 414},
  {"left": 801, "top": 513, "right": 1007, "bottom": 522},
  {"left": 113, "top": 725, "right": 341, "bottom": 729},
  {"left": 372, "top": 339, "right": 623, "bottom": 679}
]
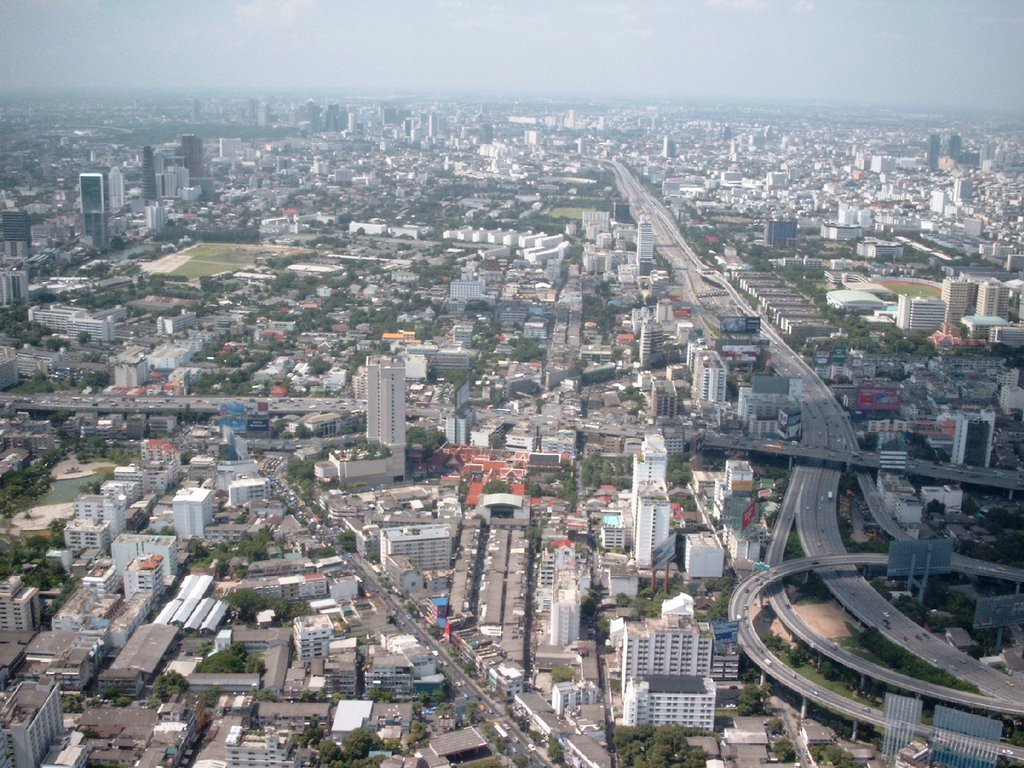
[{"left": 827, "top": 491, "right": 834, "bottom": 500}]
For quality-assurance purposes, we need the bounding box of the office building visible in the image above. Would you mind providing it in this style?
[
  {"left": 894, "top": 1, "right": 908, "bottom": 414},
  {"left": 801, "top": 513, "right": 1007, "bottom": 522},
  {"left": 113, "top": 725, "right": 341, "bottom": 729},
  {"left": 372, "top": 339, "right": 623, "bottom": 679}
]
[
  {"left": 107, "top": 167, "right": 124, "bottom": 210},
  {"left": 1, "top": 211, "right": 31, "bottom": 259},
  {"left": 0, "top": 576, "right": 39, "bottom": 632},
  {"left": 27, "top": 304, "right": 119, "bottom": 342},
  {"left": 895, "top": 295, "right": 946, "bottom": 331},
  {"left": 0, "top": 270, "right": 29, "bottom": 306},
  {"left": 366, "top": 356, "right": 406, "bottom": 447},
  {"left": 622, "top": 675, "right": 715, "bottom": 728},
  {"left": 380, "top": 525, "right": 451, "bottom": 570},
  {"left": 141, "top": 146, "right": 158, "bottom": 202},
  {"left": 0, "top": 682, "right": 64, "bottom": 768},
  {"left": 74, "top": 492, "right": 128, "bottom": 537},
  {"left": 145, "top": 203, "right": 165, "bottom": 232},
  {"left": 0, "top": 348, "right": 17, "bottom": 391},
  {"left": 613, "top": 201, "right": 631, "bottom": 223},
  {"left": 635, "top": 218, "right": 655, "bottom": 275},
  {"left": 976, "top": 280, "right": 1010, "bottom": 319},
  {"left": 941, "top": 277, "right": 978, "bottom": 326},
  {"left": 947, "top": 133, "right": 963, "bottom": 161},
  {"left": 225, "top": 728, "right": 299, "bottom": 768},
  {"left": 951, "top": 411, "right": 995, "bottom": 468},
  {"left": 79, "top": 172, "right": 107, "bottom": 247},
  {"left": 952, "top": 177, "right": 973, "bottom": 203},
  {"left": 180, "top": 134, "right": 205, "bottom": 179},
  {"left": 764, "top": 218, "right": 797, "bottom": 247},
  {"left": 172, "top": 487, "right": 214, "bottom": 538}
]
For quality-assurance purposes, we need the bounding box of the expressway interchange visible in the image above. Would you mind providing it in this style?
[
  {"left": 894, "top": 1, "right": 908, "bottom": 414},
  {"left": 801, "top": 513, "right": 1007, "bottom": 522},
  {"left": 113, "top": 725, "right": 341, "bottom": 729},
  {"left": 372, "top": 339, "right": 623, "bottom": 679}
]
[{"left": 609, "top": 161, "right": 1024, "bottom": 746}]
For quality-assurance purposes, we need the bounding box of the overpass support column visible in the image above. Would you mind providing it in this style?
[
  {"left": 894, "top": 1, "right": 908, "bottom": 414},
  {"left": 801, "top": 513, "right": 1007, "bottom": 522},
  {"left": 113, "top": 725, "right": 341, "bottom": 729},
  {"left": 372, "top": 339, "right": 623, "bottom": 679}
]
[
  {"left": 759, "top": 671, "right": 766, "bottom": 686},
  {"left": 860, "top": 673, "right": 866, "bottom": 691},
  {"left": 851, "top": 720, "right": 859, "bottom": 741},
  {"left": 789, "top": 456, "right": 794, "bottom": 471},
  {"left": 800, "top": 697, "right": 807, "bottom": 719}
]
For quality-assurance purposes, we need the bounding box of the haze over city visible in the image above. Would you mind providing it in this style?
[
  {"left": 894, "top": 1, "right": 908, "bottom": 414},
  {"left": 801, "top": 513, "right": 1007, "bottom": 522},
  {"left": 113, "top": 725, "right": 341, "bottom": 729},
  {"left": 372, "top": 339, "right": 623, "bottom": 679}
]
[{"left": 2, "top": 0, "right": 1024, "bottom": 111}]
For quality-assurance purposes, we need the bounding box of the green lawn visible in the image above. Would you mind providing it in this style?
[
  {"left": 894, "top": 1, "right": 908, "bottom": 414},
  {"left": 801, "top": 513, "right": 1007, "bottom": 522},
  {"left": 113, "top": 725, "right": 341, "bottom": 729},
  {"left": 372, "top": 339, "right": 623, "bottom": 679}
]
[
  {"left": 880, "top": 282, "right": 941, "bottom": 298},
  {"left": 169, "top": 243, "right": 259, "bottom": 279}
]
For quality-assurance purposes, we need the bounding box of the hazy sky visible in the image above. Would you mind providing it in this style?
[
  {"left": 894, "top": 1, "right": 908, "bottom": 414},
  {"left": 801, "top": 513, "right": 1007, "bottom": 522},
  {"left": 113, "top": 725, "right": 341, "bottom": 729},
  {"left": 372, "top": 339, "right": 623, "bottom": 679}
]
[{"left": 2, "top": 0, "right": 1023, "bottom": 111}]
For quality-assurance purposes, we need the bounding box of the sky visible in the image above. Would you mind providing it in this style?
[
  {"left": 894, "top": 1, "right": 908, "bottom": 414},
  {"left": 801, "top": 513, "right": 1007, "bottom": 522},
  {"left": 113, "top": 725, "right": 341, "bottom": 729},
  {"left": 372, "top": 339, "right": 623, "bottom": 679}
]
[{"left": 2, "top": 0, "right": 1023, "bottom": 112}]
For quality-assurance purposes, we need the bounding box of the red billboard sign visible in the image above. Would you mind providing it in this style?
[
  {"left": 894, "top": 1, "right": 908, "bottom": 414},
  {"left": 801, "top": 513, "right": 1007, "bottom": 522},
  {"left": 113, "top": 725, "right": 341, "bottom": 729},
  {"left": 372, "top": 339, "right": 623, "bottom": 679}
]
[{"left": 856, "top": 385, "right": 902, "bottom": 412}]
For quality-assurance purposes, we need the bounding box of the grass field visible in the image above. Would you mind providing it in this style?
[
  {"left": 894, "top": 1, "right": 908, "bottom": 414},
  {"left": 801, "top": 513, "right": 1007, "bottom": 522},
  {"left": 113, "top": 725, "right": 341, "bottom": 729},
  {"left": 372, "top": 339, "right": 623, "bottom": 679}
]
[
  {"left": 168, "top": 243, "right": 261, "bottom": 279},
  {"left": 879, "top": 281, "right": 941, "bottom": 298}
]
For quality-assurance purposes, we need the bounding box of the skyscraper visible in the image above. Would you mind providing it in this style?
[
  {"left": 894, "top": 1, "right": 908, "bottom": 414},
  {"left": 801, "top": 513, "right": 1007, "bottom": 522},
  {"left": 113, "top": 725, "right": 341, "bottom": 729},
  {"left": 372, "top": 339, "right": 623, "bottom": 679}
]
[
  {"left": 108, "top": 166, "right": 125, "bottom": 210},
  {"left": 366, "top": 356, "right": 406, "bottom": 447},
  {"left": 951, "top": 411, "right": 995, "bottom": 468},
  {"left": 79, "top": 172, "right": 107, "bottom": 247},
  {"left": 976, "top": 280, "right": 1010, "bottom": 319},
  {"left": 946, "top": 133, "right": 963, "bottom": 162},
  {"left": 180, "top": 134, "right": 204, "bottom": 179},
  {"left": 636, "top": 217, "right": 655, "bottom": 275},
  {"left": 141, "top": 146, "right": 158, "bottom": 202},
  {"left": 639, "top": 319, "right": 665, "bottom": 368},
  {"left": 926, "top": 133, "right": 941, "bottom": 171},
  {"left": 0, "top": 271, "right": 29, "bottom": 306}
]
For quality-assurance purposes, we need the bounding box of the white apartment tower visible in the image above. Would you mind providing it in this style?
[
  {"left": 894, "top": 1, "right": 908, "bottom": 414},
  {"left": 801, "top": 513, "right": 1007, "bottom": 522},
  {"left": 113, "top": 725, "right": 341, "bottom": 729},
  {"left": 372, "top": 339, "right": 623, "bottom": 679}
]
[
  {"left": 0, "top": 682, "right": 64, "bottom": 768},
  {"left": 941, "top": 277, "right": 978, "bottom": 326},
  {"left": 172, "top": 487, "right": 214, "bottom": 538},
  {"left": 692, "top": 351, "right": 728, "bottom": 404},
  {"left": 976, "top": 280, "right": 1010, "bottom": 319},
  {"left": 631, "top": 434, "right": 671, "bottom": 569},
  {"left": 635, "top": 218, "right": 655, "bottom": 276},
  {"left": 619, "top": 614, "right": 713, "bottom": 696},
  {"left": 366, "top": 356, "right": 407, "bottom": 447}
]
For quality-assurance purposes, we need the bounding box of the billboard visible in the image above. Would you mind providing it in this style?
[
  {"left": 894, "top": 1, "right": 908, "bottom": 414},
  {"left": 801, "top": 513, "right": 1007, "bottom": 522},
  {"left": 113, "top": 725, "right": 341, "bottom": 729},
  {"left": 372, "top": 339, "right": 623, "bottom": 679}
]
[
  {"left": 650, "top": 533, "right": 678, "bottom": 570},
  {"left": 831, "top": 347, "right": 848, "bottom": 364},
  {"left": 887, "top": 539, "right": 953, "bottom": 578},
  {"left": 246, "top": 417, "right": 270, "bottom": 434},
  {"left": 856, "top": 385, "right": 902, "bottom": 412},
  {"left": 742, "top": 499, "right": 759, "bottom": 531},
  {"left": 778, "top": 408, "right": 801, "bottom": 439},
  {"left": 721, "top": 315, "right": 761, "bottom": 335},
  {"left": 712, "top": 621, "right": 740, "bottom": 644},
  {"left": 973, "top": 593, "right": 1024, "bottom": 630},
  {"left": 814, "top": 351, "right": 831, "bottom": 366},
  {"left": 719, "top": 344, "right": 761, "bottom": 363}
]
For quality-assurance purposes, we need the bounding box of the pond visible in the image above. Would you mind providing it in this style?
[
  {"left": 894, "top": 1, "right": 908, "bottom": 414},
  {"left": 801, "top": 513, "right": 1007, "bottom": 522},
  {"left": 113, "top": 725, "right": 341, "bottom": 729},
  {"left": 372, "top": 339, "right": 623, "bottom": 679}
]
[{"left": 39, "top": 475, "right": 100, "bottom": 505}]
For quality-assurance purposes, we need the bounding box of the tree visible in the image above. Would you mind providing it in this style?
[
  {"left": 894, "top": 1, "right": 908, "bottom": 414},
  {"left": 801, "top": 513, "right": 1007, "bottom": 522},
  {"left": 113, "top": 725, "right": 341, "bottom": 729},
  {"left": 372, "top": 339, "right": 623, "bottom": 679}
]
[
  {"left": 773, "top": 739, "right": 796, "bottom": 762},
  {"left": 77, "top": 331, "right": 91, "bottom": 345},
  {"left": 343, "top": 728, "right": 382, "bottom": 760},
  {"left": 547, "top": 739, "right": 564, "bottom": 763}
]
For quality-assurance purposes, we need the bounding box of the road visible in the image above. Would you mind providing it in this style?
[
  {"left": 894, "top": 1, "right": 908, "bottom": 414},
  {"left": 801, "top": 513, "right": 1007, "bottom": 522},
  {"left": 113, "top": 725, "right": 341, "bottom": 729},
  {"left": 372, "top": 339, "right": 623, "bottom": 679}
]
[{"left": 609, "top": 160, "right": 1024, "bottom": 753}]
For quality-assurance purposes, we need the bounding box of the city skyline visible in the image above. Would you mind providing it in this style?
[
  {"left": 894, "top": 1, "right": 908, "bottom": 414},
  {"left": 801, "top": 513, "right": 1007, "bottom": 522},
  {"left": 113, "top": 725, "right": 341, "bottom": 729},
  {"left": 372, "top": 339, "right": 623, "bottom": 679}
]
[{"left": 2, "top": 0, "right": 1023, "bottom": 113}]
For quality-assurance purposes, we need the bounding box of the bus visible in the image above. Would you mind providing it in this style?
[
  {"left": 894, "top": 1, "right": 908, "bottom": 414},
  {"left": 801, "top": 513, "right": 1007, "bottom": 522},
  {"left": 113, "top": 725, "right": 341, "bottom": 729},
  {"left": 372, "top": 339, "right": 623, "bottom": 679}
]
[{"left": 494, "top": 724, "right": 508, "bottom": 739}]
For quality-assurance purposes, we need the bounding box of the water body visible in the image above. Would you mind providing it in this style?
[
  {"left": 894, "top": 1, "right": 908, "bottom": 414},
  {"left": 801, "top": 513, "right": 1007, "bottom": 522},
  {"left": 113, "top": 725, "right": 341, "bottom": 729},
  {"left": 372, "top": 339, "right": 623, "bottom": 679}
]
[{"left": 39, "top": 475, "right": 98, "bottom": 505}]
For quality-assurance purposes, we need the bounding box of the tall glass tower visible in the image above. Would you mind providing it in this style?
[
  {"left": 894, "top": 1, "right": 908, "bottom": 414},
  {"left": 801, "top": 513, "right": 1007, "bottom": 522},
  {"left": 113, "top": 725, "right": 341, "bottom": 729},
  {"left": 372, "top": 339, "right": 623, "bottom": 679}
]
[{"left": 79, "top": 172, "right": 107, "bottom": 247}]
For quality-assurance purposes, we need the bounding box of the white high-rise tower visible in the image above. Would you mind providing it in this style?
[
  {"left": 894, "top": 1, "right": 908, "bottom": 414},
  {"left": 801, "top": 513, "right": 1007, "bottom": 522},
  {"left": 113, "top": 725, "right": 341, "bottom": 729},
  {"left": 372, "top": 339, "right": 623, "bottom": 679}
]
[
  {"left": 636, "top": 218, "right": 655, "bottom": 275},
  {"left": 108, "top": 167, "right": 125, "bottom": 211},
  {"left": 631, "top": 434, "right": 670, "bottom": 568},
  {"left": 366, "top": 356, "right": 407, "bottom": 447}
]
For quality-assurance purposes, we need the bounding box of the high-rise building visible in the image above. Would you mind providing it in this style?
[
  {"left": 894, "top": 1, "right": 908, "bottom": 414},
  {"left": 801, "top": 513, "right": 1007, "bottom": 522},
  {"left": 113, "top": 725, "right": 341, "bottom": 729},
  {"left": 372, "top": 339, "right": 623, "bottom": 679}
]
[
  {"left": 380, "top": 525, "right": 451, "bottom": 570},
  {"left": 764, "top": 218, "right": 797, "bottom": 247},
  {"left": 638, "top": 319, "right": 664, "bottom": 368},
  {"left": 952, "top": 177, "right": 973, "bottom": 203},
  {"left": 1, "top": 211, "right": 31, "bottom": 259},
  {"left": 226, "top": 728, "right": 300, "bottom": 768},
  {"left": 180, "top": 134, "right": 204, "bottom": 179},
  {"left": 622, "top": 675, "right": 715, "bottom": 728},
  {"left": 141, "top": 146, "right": 158, "bottom": 202},
  {"left": 631, "top": 434, "right": 670, "bottom": 568},
  {"left": 946, "top": 133, "right": 963, "bottom": 161},
  {"left": 366, "top": 356, "right": 406, "bottom": 447},
  {"left": 941, "top": 277, "right": 978, "bottom": 326},
  {"left": 620, "top": 612, "right": 713, "bottom": 695},
  {"left": 0, "top": 682, "right": 64, "bottom": 768},
  {"left": 613, "top": 201, "right": 632, "bottom": 224},
  {"left": 976, "top": 280, "right": 1010, "bottom": 318},
  {"left": 895, "top": 295, "right": 946, "bottom": 331},
  {"left": 108, "top": 166, "right": 125, "bottom": 210},
  {"left": 0, "top": 270, "right": 28, "bottom": 307},
  {"left": 79, "top": 172, "right": 107, "bottom": 247},
  {"left": 692, "top": 351, "right": 728, "bottom": 404},
  {"left": 550, "top": 573, "right": 581, "bottom": 646},
  {"left": 951, "top": 411, "right": 995, "bottom": 468},
  {"left": 172, "top": 487, "right": 213, "bottom": 538},
  {"left": 926, "top": 133, "right": 941, "bottom": 171},
  {"left": 635, "top": 218, "right": 655, "bottom": 275}
]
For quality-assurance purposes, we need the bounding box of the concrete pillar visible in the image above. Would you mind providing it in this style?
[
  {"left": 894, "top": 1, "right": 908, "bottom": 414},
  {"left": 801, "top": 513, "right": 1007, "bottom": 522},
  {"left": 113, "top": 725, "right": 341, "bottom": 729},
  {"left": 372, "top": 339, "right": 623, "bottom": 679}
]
[
  {"left": 851, "top": 720, "right": 859, "bottom": 741},
  {"left": 760, "top": 671, "right": 766, "bottom": 686},
  {"left": 800, "top": 697, "right": 807, "bottom": 719},
  {"left": 860, "top": 673, "right": 866, "bottom": 691}
]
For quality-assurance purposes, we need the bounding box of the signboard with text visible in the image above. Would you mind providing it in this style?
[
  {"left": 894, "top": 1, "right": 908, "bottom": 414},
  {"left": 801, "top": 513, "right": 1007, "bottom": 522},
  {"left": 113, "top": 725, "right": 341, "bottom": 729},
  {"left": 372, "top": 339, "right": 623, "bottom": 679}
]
[{"left": 721, "top": 315, "right": 762, "bottom": 335}]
